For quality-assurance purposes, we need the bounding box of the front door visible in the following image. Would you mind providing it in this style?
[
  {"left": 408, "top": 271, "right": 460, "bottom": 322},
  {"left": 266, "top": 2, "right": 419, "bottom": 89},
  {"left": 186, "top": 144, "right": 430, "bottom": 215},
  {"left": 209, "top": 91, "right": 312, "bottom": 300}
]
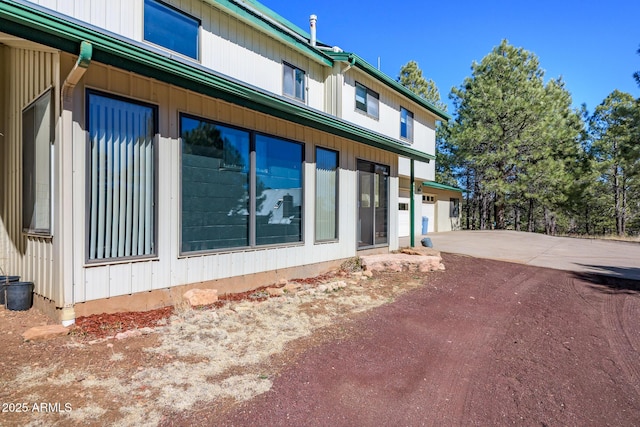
[{"left": 357, "top": 160, "right": 389, "bottom": 248}]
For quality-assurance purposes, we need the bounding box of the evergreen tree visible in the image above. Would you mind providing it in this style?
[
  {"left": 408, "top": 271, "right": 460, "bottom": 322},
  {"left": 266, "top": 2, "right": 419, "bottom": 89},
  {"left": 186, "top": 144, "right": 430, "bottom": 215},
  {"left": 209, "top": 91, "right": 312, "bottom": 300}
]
[
  {"left": 397, "top": 60, "right": 447, "bottom": 111},
  {"left": 589, "top": 90, "right": 638, "bottom": 236},
  {"left": 448, "top": 40, "right": 581, "bottom": 232}
]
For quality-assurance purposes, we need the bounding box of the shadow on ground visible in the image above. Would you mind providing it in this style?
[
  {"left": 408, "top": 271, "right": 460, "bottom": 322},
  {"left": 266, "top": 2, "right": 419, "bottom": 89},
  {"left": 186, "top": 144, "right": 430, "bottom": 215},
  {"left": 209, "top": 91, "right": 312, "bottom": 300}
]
[{"left": 573, "top": 265, "right": 640, "bottom": 294}]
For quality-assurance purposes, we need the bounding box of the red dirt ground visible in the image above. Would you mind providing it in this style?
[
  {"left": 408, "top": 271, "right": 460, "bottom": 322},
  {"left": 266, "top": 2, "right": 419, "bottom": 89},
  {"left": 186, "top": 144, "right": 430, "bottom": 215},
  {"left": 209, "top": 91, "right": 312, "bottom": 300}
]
[
  {"left": 1, "top": 253, "right": 639, "bottom": 426},
  {"left": 177, "top": 253, "right": 640, "bottom": 426}
]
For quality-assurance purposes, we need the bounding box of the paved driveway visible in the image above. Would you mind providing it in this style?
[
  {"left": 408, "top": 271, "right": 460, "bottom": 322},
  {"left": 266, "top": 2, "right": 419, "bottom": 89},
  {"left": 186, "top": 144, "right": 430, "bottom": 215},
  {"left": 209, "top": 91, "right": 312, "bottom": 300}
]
[{"left": 424, "top": 230, "right": 640, "bottom": 281}]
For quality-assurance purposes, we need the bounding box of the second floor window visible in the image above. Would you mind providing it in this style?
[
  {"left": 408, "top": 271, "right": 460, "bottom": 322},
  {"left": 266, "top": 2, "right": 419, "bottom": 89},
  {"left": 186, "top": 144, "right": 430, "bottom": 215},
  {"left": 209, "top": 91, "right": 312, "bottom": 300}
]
[
  {"left": 144, "top": 0, "right": 200, "bottom": 60},
  {"left": 283, "top": 63, "right": 306, "bottom": 102},
  {"left": 355, "top": 82, "right": 379, "bottom": 119},
  {"left": 400, "top": 107, "right": 414, "bottom": 141}
]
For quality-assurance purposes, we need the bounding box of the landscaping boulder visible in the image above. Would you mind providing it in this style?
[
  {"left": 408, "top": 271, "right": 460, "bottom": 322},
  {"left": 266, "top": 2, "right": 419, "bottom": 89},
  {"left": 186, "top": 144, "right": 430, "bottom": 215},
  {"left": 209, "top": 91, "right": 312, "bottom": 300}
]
[
  {"left": 361, "top": 253, "right": 444, "bottom": 273},
  {"left": 183, "top": 288, "right": 219, "bottom": 307}
]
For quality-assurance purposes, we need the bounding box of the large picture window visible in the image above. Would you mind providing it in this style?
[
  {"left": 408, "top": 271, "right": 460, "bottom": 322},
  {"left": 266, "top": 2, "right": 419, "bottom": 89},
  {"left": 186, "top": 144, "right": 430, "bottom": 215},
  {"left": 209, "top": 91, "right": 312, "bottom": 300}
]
[
  {"left": 144, "top": 0, "right": 199, "bottom": 60},
  {"left": 315, "top": 147, "right": 338, "bottom": 241},
  {"left": 87, "top": 92, "right": 156, "bottom": 260},
  {"left": 22, "top": 89, "right": 52, "bottom": 234},
  {"left": 181, "top": 117, "right": 250, "bottom": 252},
  {"left": 255, "top": 135, "right": 303, "bottom": 245},
  {"left": 180, "top": 115, "right": 304, "bottom": 253}
]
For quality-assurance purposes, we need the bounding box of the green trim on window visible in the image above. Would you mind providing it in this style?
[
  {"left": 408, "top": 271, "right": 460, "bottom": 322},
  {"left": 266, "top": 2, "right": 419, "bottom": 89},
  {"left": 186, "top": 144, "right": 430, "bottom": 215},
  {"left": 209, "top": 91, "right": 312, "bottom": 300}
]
[{"left": 0, "top": 0, "right": 434, "bottom": 163}]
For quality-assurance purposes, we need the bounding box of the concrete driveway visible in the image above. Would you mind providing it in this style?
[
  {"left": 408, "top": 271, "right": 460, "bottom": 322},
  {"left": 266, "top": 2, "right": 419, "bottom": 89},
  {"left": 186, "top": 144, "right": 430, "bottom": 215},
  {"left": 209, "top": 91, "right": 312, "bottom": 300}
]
[{"left": 422, "top": 230, "right": 640, "bottom": 281}]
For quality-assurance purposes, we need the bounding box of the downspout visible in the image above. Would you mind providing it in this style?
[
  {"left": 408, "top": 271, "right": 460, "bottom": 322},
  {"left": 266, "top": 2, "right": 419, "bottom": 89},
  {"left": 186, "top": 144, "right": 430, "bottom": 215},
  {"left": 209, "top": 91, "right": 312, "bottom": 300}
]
[
  {"left": 62, "top": 41, "right": 92, "bottom": 103},
  {"left": 410, "top": 159, "right": 415, "bottom": 247},
  {"left": 59, "top": 41, "right": 92, "bottom": 327}
]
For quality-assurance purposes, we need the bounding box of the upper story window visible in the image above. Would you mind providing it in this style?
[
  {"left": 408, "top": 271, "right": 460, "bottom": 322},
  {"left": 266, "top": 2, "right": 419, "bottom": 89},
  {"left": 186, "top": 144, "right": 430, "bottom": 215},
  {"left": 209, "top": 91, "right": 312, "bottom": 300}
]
[
  {"left": 283, "top": 63, "right": 306, "bottom": 102},
  {"left": 400, "top": 107, "right": 414, "bottom": 141},
  {"left": 355, "top": 82, "right": 379, "bottom": 119},
  {"left": 144, "top": 0, "right": 200, "bottom": 60}
]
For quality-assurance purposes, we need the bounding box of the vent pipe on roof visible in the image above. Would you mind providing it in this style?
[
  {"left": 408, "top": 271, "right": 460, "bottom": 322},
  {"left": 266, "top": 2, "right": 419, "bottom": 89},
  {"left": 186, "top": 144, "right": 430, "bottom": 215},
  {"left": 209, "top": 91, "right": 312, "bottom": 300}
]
[{"left": 309, "top": 14, "right": 317, "bottom": 46}]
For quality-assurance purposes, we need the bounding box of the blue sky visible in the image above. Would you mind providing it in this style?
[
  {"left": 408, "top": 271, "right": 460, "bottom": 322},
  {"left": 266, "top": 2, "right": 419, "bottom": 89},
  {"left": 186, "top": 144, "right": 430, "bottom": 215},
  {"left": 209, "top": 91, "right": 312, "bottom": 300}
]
[{"left": 259, "top": 0, "right": 640, "bottom": 115}]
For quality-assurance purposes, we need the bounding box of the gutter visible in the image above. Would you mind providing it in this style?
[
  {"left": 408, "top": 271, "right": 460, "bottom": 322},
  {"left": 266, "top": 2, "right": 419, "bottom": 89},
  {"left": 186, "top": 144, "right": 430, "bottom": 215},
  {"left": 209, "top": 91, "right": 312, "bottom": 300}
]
[
  {"left": 204, "top": 0, "right": 333, "bottom": 66},
  {"left": 0, "top": 1, "right": 434, "bottom": 163},
  {"left": 328, "top": 52, "right": 451, "bottom": 122}
]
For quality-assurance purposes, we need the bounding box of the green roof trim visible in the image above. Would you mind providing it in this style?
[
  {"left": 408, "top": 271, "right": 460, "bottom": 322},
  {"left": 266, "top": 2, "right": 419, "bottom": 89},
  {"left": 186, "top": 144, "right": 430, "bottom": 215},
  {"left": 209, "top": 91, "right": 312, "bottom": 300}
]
[
  {"left": 0, "top": 0, "right": 434, "bottom": 163},
  {"left": 327, "top": 52, "right": 451, "bottom": 122},
  {"left": 422, "top": 181, "right": 463, "bottom": 193},
  {"left": 205, "top": 0, "right": 333, "bottom": 66}
]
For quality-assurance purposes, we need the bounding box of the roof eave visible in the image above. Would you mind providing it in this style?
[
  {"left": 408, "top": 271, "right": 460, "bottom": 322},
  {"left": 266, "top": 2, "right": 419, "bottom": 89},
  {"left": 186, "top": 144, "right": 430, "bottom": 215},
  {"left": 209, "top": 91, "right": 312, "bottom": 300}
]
[
  {"left": 0, "top": 0, "right": 434, "bottom": 163},
  {"left": 328, "top": 52, "right": 451, "bottom": 122}
]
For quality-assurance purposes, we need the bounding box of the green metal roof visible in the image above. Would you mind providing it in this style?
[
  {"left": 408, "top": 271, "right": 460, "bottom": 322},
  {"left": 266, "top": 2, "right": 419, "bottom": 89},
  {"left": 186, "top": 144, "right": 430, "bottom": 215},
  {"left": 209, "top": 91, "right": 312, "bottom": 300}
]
[
  {"left": 422, "top": 181, "right": 463, "bottom": 193},
  {"left": 205, "top": 0, "right": 333, "bottom": 66},
  {"left": 327, "top": 52, "right": 451, "bottom": 122},
  {"left": 0, "top": 0, "right": 435, "bottom": 162}
]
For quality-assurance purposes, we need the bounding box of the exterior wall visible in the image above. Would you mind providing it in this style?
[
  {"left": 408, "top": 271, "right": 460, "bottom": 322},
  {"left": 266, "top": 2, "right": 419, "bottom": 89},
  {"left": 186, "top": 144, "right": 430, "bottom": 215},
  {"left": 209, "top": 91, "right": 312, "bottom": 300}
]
[
  {"left": 433, "top": 189, "right": 462, "bottom": 232},
  {"left": 340, "top": 71, "right": 438, "bottom": 156},
  {"left": 29, "top": 0, "right": 328, "bottom": 111},
  {"left": 69, "top": 59, "right": 397, "bottom": 303},
  {"left": 0, "top": 43, "right": 60, "bottom": 302}
]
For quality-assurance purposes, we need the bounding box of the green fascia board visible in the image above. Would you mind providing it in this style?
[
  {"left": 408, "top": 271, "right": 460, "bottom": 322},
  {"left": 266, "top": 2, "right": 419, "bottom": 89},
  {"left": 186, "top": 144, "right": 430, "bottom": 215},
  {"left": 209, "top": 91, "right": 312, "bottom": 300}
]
[
  {"left": 422, "top": 181, "right": 463, "bottom": 193},
  {"left": 239, "top": 0, "right": 311, "bottom": 39},
  {"left": 206, "top": 0, "right": 333, "bottom": 66},
  {"left": 328, "top": 52, "right": 451, "bottom": 122},
  {"left": 0, "top": 0, "right": 434, "bottom": 163}
]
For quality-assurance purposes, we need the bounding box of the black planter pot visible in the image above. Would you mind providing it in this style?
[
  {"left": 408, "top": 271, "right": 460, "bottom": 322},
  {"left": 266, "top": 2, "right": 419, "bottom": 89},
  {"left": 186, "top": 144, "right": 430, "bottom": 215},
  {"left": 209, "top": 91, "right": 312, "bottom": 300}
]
[
  {"left": 0, "top": 276, "right": 20, "bottom": 305},
  {"left": 5, "top": 281, "right": 34, "bottom": 311}
]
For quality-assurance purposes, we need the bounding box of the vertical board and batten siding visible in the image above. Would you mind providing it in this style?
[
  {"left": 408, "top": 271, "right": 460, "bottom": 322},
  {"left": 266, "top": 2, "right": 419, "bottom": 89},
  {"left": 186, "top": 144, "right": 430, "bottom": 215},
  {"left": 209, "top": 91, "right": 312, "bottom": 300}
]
[
  {"left": 341, "top": 71, "right": 438, "bottom": 163},
  {"left": 30, "top": 0, "right": 327, "bottom": 112},
  {"left": 340, "top": 71, "right": 438, "bottom": 182},
  {"left": 75, "top": 61, "right": 397, "bottom": 302},
  {"left": 0, "top": 45, "right": 59, "bottom": 301}
]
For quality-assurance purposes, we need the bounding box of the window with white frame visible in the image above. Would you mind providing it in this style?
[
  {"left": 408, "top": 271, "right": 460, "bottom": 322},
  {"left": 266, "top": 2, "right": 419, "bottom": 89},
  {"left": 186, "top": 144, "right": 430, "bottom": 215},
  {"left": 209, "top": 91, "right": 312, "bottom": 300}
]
[
  {"left": 22, "top": 89, "right": 52, "bottom": 234},
  {"left": 355, "top": 82, "right": 379, "bottom": 118},
  {"left": 87, "top": 91, "right": 157, "bottom": 260},
  {"left": 144, "top": 0, "right": 200, "bottom": 60},
  {"left": 400, "top": 107, "right": 414, "bottom": 141},
  {"left": 283, "top": 62, "right": 306, "bottom": 102},
  {"left": 315, "top": 147, "right": 338, "bottom": 241}
]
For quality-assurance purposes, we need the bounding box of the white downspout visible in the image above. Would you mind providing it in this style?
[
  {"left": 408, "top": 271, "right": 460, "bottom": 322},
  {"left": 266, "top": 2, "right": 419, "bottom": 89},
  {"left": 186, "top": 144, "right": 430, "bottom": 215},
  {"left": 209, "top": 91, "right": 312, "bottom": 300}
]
[{"left": 59, "top": 41, "right": 92, "bottom": 327}]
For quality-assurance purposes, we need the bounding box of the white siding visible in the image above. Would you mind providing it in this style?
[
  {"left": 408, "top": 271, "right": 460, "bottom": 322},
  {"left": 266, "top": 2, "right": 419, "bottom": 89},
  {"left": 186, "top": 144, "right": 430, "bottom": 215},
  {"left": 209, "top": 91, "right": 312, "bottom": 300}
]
[
  {"left": 0, "top": 44, "right": 59, "bottom": 302},
  {"left": 69, "top": 62, "right": 397, "bottom": 302},
  {"left": 340, "top": 71, "right": 439, "bottom": 162},
  {"left": 27, "top": 0, "right": 327, "bottom": 112}
]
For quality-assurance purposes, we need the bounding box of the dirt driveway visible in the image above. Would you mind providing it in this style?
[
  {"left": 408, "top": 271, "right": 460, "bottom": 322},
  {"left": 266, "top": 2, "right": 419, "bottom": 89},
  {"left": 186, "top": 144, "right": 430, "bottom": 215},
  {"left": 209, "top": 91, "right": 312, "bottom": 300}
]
[{"left": 1, "top": 252, "right": 639, "bottom": 426}]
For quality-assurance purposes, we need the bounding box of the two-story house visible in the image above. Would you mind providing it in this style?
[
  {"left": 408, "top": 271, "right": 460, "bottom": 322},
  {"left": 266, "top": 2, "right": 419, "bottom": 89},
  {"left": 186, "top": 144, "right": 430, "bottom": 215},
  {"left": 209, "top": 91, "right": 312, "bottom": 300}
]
[{"left": 0, "top": 0, "right": 451, "bottom": 324}]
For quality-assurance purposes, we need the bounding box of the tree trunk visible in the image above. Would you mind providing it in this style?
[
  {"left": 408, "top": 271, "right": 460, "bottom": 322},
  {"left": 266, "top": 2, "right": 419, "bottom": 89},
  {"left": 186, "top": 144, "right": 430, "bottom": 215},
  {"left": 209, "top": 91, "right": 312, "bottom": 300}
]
[
  {"left": 514, "top": 205, "right": 521, "bottom": 231},
  {"left": 481, "top": 192, "right": 490, "bottom": 230},
  {"left": 495, "top": 193, "right": 506, "bottom": 229},
  {"left": 527, "top": 198, "right": 535, "bottom": 232},
  {"left": 584, "top": 204, "right": 590, "bottom": 235},
  {"left": 614, "top": 165, "right": 623, "bottom": 236}
]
